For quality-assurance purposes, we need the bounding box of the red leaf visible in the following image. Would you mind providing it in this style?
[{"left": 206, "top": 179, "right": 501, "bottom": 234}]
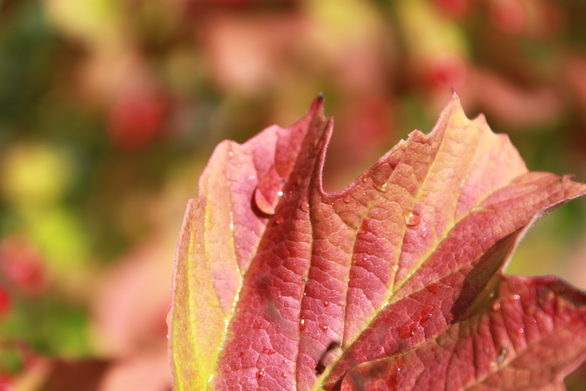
[{"left": 169, "top": 94, "right": 586, "bottom": 390}]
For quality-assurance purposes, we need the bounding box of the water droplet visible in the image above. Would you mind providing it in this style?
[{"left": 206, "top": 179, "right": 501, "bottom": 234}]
[
  {"left": 324, "top": 301, "right": 329, "bottom": 307},
  {"left": 262, "top": 347, "right": 276, "bottom": 355},
  {"left": 253, "top": 186, "right": 277, "bottom": 215},
  {"left": 299, "top": 319, "right": 306, "bottom": 331},
  {"left": 488, "top": 292, "right": 495, "bottom": 299},
  {"left": 343, "top": 195, "right": 352, "bottom": 204},
  {"left": 516, "top": 327, "right": 525, "bottom": 336},
  {"left": 281, "top": 372, "right": 288, "bottom": 378},
  {"left": 275, "top": 215, "right": 285, "bottom": 225},
  {"left": 497, "top": 347, "right": 507, "bottom": 364},
  {"left": 374, "top": 182, "right": 389, "bottom": 193},
  {"left": 227, "top": 150, "right": 234, "bottom": 158},
  {"left": 510, "top": 294, "right": 521, "bottom": 301},
  {"left": 361, "top": 177, "right": 369, "bottom": 183},
  {"left": 300, "top": 201, "right": 309, "bottom": 212},
  {"left": 278, "top": 190, "right": 284, "bottom": 197},
  {"left": 321, "top": 324, "right": 329, "bottom": 332},
  {"left": 256, "top": 368, "right": 265, "bottom": 380},
  {"left": 405, "top": 211, "right": 421, "bottom": 227},
  {"left": 371, "top": 162, "right": 393, "bottom": 192},
  {"left": 491, "top": 301, "right": 501, "bottom": 311},
  {"left": 303, "top": 292, "right": 307, "bottom": 297}
]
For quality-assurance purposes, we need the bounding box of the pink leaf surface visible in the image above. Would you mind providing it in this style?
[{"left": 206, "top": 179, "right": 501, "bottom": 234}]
[{"left": 169, "top": 94, "right": 586, "bottom": 390}]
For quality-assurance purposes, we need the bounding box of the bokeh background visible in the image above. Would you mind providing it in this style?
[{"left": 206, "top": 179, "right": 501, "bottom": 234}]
[{"left": 0, "top": 0, "right": 585, "bottom": 389}]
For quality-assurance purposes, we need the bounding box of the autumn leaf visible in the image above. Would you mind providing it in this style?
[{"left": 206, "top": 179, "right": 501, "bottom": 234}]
[{"left": 168, "top": 94, "right": 586, "bottom": 391}]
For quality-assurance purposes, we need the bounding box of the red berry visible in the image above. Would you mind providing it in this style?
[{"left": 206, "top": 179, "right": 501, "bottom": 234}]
[
  {"left": 0, "top": 287, "right": 11, "bottom": 319},
  {"left": 108, "top": 90, "right": 167, "bottom": 150},
  {"left": 0, "top": 236, "right": 48, "bottom": 296},
  {"left": 422, "top": 57, "right": 467, "bottom": 90},
  {"left": 489, "top": 0, "right": 526, "bottom": 35}
]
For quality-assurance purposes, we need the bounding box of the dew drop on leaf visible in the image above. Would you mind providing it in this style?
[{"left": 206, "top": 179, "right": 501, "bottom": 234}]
[
  {"left": 256, "top": 369, "right": 265, "bottom": 380},
  {"left": 371, "top": 162, "right": 393, "bottom": 193},
  {"left": 299, "top": 319, "right": 306, "bottom": 331},
  {"left": 406, "top": 211, "right": 421, "bottom": 227},
  {"left": 300, "top": 201, "right": 309, "bottom": 212},
  {"left": 374, "top": 182, "right": 389, "bottom": 193},
  {"left": 253, "top": 186, "right": 277, "bottom": 215},
  {"left": 321, "top": 324, "right": 329, "bottom": 332}
]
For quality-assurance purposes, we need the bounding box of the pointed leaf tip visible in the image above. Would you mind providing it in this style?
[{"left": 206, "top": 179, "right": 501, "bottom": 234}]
[{"left": 310, "top": 93, "right": 325, "bottom": 114}]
